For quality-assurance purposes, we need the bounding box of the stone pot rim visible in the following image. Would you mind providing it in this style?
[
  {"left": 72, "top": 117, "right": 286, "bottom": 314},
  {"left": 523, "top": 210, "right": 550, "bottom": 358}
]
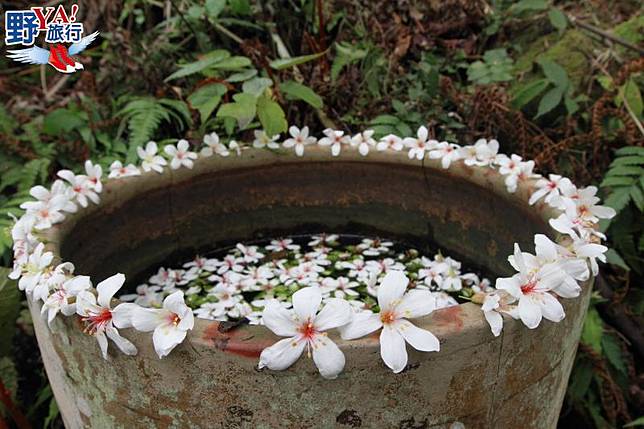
[{"left": 38, "top": 145, "right": 583, "bottom": 356}]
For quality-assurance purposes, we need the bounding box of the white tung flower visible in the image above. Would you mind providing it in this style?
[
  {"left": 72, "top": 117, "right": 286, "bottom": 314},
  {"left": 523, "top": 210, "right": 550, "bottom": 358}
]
[
  {"left": 496, "top": 244, "right": 567, "bottom": 329},
  {"left": 84, "top": 160, "right": 103, "bottom": 193},
  {"left": 528, "top": 174, "right": 572, "bottom": 206},
  {"left": 340, "top": 271, "right": 440, "bottom": 373},
  {"left": 318, "top": 128, "right": 350, "bottom": 156},
  {"left": 253, "top": 130, "right": 280, "bottom": 149},
  {"left": 259, "top": 286, "right": 352, "bottom": 379},
  {"left": 165, "top": 139, "right": 198, "bottom": 170},
  {"left": 403, "top": 126, "right": 437, "bottom": 160},
  {"left": 57, "top": 170, "right": 100, "bottom": 207},
  {"left": 41, "top": 275, "right": 92, "bottom": 326},
  {"left": 108, "top": 161, "right": 141, "bottom": 179},
  {"left": 429, "top": 142, "right": 461, "bottom": 169},
  {"left": 283, "top": 126, "right": 316, "bottom": 157},
  {"left": 351, "top": 130, "right": 376, "bottom": 156},
  {"left": 201, "top": 132, "right": 231, "bottom": 157},
  {"left": 497, "top": 154, "right": 536, "bottom": 193},
  {"left": 76, "top": 273, "right": 138, "bottom": 360},
  {"left": 137, "top": 141, "right": 167, "bottom": 173},
  {"left": 12, "top": 242, "right": 53, "bottom": 295},
  {"left": 377, "top": 134, "right": 404, "bottom": 152},
  {"left": 459, "top": 139, "right": 499, "bottom": 167},
  {"left": 480, "top": 289, "right": 518, "bottom": 337},
  {"left": 131, "top": 291, "right": 195, "bottom": 358}
]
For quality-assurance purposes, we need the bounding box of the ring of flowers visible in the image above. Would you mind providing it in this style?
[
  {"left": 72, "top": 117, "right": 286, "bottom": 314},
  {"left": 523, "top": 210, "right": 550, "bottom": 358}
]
[{"left": 10, "top": 125, "right": 614, "bottom": 378}]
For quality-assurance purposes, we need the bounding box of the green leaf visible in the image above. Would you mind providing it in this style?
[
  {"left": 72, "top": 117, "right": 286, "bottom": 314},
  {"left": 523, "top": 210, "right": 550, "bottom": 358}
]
[
  {"left": 538, "top": 58, "right": 569, "bottom": 89},
  {"left": 605, "top": 249, "right": 630, "bottom": 271},
  {"left": 225, "top": 69, "right": 257, "bottom": 83},
  {"left": 241, "top": 77, "right": 273, "bottom": 97},
  {"left": 548, "top": 8, "right": 567, "bottom": 31},
  {"left": 269, "top": 50, "right": 327, "bottom": 70},
  {"left": 604, "top": 186, "right": 632, "bottom": 214},
  {"left": 211, "top": 56, "right": 252, "bottom": 70},
  {"left": 512, "top": 0, "right": 548, "bottom": 13},
  {"left": 0, "top": 268, "right": 20, "bottom": 357},
  {"left": 331, "top": 42, "right": 368, "bottom": 81},
  {"left": 625, "top": 416, "right": 644, "bottom": 427},
  {"left": 216, "top": 93, "right": 257, "bottom": 129},
  {"left": 205, "top": 0, "right": 226, "bottom": 20},
  {"left": 42, "top": 108, "right": 85, "bottom": 135},
  {"left": 600, "top": 176, "right": 636, "bottom": 187},
  {"left": 601, "top": 334, "right": 628, "bottom": 375},
  {"left": 228, "top": 0, "right": 250, "bottom": 15},
  {"left": 623, "top": 78, "right": 643, "bottom": 119},
  {"left": 630, "top": 184, "right": 644, "bottom": 211},
  {"left": 165, "top": 50, "right": 231, "bottom": 81},
  {"left": 535, "top": 86, "right": 564, "bottom": 118},
  {"left": 611, "top": 155, "right": 644, "bottom": 166},
  {"left": 616, "top": 146, "right": 644, "bottom": 156},
  {"left": 280, "top": 81, "right": 323, "bottom": 109},
  {"left": 256, "top": 95, "right": 287, "bottom": 137},
  {"left": 187, "top": 83, "right": 227, "bottom": 123},
  {"left": 512, "top": 79, "right": 550, "bottom": 109},
  {"left": 370, "top": 114, "right": 400, "bottom": 125},
  {"left": 581, "top": 307, "right": 603, "bottom": 353}
]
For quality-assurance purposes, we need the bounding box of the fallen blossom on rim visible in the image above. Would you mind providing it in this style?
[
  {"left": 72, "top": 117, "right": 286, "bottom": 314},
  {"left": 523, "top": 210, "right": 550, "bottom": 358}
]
[
  {"left": 84, "top": 160, "right": 103, "bottom": 192},
  {"left": 76, "top": 273, "right": 138, "bottom": 360},
  {"left": 165, "top": 139, "right": 198, "bottom": 170},
  {"left": 429, "top": 142, "right": 461, "bottom": 169},
  {"left": 57, "top": 170, "right": 100, "bottom": 207},
  {"left": 496, "top": 244, "right": 567, "bottom": 329},
  {"left": 20, "top": 194, "right": 67, "bottom": 230},
  {"left": 131, "top": 290, "right": 195, "bottom": 358},
  {"left": 532, "top": 234, "right": 590, "bottom": 298},
  {"left": 528, "top": 174, "right": 572, "bottom": 206},
  {"left": 340, "top": 271, "right": 440, "bottom": 373},
  {"left": 377, "top": 134, "right": 404, "bottom": 152},
  {"left": 259, "top": 286, "right": 352, "bottom": 379},
  {"left": 201, "top": 132, "right": 230, "bottom": 157},
  {"left": 253, "top": 130, "right": 280, "bottom": 149},
  {"left": 497, "top": 154, "right": 537, "bottom": 193},
  {"left": 351, "top": 130, "right": 376, "bottom": 156},
  {"left": 41, "top": 275, "right": 92, "bottom": 326},
  {"left": 459, "top": 139, "right": 499, "bottom": 167},
  {"left": 479, "top": 289, "right": 518, "bottom": 337},
  {"left": 10, "top": 242, "right": 53, "bottom": 295},
  {"left": 108, "top": 161, "right": 141, "bottom": 179},
  {"left": 283, "top": 126, "right": 316, "bottom": 157},
  {"left": 137, "top": 141, "right": 167, "bottom": 173},
  {"left": 119, "top": 284, "right": 163, "bottom": 307},
  {"left": 318, "top": 128, "right": 350, "bottom": 156},
  {"left": 403, "top": 126, "right": 436, "bottom": 160}
]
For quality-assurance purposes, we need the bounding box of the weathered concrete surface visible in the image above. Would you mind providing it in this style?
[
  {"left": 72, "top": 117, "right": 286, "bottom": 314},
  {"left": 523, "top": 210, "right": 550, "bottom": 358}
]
[{"left": 33, "top": 147, "right": 590, "bottom": 428}]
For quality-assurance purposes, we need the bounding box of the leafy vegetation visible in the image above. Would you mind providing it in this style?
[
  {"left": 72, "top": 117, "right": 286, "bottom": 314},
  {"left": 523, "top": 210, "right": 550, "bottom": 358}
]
[{"left": 0, "top": 0, "right": 642, "bottom": 427}]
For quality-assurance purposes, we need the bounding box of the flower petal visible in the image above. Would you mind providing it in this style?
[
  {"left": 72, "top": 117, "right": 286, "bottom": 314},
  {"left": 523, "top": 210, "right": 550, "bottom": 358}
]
[
  {"left": 314, "top": 298, "right": 352, "bottom": 331},
  {"left": 258, "top": 337, "right": 305, "bottom": 371},
  {"left": 132, "top": 308, "right": 164, "bottom": 332},
  {"left": 377, "top": 270, "right": 408, "bottom": 310},
  {"left": 106, "top": 326, "right": 137, "bottom": 356},
  {"left": 111, "top": 303, "right": 138, "bottom": 328},
  {"left": 96, "top": 331, "right": 109, "bottom": 360},
  {"left": 262, "top": 300, "right": 298, "bottom": 337},
  {"left": 518, "top": 295, "right": 542, "bottom": 329},
  {"left": 153, "top": 324, "right": 187, "bottom": 358},
  {"left": 395, "top": 319, "right": 440, "bottom": 352},
  {"left": 380, "top": 325, "right": 407, "bottom": 373},
  {"left": 96, "top": 273, "right": 126, "bottom": 308},
  {"left": 339, "top": 311, "right": 383, "bottom": 340},
  {"left": 484, "top": 310, "right": 504, "bottom": 337},
  {"left": 539, "top": 293, "right": 565, "bottom": 323},
  {"left": 292, "top": 286, "right": 322, "bottom": 321},
  {"left": 312, "top": 336, "right": 345, "bottom": 379},
  {"left": 397, "top": 290, "right": 436, "bottom": 318}
]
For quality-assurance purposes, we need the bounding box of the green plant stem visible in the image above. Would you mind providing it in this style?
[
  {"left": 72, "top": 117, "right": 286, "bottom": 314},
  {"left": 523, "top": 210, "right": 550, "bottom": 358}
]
[{"left": 568, "top": 15, "right": 644, "bottom": 55}]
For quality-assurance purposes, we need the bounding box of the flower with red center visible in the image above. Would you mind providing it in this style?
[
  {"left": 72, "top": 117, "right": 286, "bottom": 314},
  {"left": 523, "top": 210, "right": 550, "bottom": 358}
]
[
  {"left": 76, "top": 273, "right": 138, "bottom": 360},
  {"left": 283, "top": 126, "right": 316, "bottom": 157},
  {"left": 319, "top": 128, "right": 351, "bottom": 156},
  {"left": 340, "top": 271, "right": 440, "bottom": 373},
  {"left": 259, "top": 286, "right": 352, "bottom": 379},
  {"left": 165, "top": 139, "right": 197, "bottom": 170},
  {"left": 131, "top": 291, "right": 194, "bottom": 359}
]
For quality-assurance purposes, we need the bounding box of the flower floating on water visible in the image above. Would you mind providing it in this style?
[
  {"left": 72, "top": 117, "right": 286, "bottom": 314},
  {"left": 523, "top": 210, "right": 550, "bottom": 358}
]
[
  {"left": 259, "top": 286, "right": 352, "bottom": 379},
  {"left": 341, "top": 271, "right": 440, "bottom": 373}
]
